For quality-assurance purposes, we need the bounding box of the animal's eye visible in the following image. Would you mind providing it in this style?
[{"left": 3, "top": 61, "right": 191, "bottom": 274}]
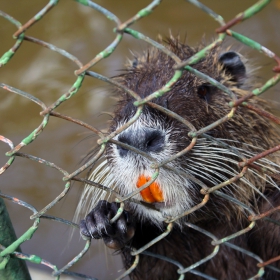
[
  {"left": 197, "top": 85, "right": 209, "bottom": 98},
  {"left": 197, "top": 85, "right": 212, "bottom": 102}
]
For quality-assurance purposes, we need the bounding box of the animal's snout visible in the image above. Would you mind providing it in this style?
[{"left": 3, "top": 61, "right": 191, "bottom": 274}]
[{"left": 117, "top": 128, "right": 165, "bottom": 157}]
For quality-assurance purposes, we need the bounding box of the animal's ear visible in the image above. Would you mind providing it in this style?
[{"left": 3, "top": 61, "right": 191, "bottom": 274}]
[{"left": 219, "top": 52, "right": 246, "bottom": 85}]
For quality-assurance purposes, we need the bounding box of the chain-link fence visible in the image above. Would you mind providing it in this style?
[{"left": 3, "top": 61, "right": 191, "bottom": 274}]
[{"left": 1, "top": 1, "right": 280, "bottom": 279}]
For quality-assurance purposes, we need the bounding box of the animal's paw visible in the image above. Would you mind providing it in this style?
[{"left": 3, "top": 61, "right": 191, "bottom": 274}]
[{"left": 80, "top": 200, "right": 135, "bottom": 249}]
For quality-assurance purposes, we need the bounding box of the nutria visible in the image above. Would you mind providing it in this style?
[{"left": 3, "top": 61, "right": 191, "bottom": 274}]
[{"left": 78, "top": 37, "right": 280, "bottom": 279}]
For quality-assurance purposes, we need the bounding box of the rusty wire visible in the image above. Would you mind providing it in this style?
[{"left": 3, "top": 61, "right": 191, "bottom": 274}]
[{"left": 0, "top": 0, "right": 280, "bottom": 279}]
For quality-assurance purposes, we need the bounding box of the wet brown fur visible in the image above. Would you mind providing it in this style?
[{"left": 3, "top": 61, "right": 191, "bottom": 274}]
[{"left": 104, "top": 37, "right": 280, "bottom": 279}]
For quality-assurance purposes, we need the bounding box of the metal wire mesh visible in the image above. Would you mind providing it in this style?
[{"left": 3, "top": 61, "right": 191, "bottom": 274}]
[{"left": 1, "top": 0, "right": 280, "bottom": 279}]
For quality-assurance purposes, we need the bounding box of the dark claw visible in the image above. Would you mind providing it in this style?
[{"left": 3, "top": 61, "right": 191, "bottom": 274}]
[{"left": 79, "top": 200, "right": 135, "bottom": 249}]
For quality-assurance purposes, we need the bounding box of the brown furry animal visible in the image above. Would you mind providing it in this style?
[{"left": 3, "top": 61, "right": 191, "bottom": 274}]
[{"left": 78, "top": 37, "right": 280, "bottom": 279}]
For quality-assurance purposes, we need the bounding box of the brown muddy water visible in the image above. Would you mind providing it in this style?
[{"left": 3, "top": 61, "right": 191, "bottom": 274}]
[{"left": 0, "top": 1, "right": 279, "bottom": 279}]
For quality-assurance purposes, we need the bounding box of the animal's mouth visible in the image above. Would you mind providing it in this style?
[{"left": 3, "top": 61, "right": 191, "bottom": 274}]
[{"left": 136, "top": 175, "right": 164, "bottom": 203}]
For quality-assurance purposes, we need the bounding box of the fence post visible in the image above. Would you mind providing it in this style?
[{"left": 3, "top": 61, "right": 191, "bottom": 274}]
[{"left": 0, "top": 197, "right": 31, "bottom": 280}]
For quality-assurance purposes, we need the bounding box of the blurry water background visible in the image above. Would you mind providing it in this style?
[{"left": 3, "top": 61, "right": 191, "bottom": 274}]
[{"left": 0, "top": 1, "right": 279, "bottom": 279}]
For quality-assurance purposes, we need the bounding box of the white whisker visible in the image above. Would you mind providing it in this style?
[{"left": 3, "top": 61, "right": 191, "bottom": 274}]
[{"left": 75, "top": 131, "right": 280, "bottom": 227}]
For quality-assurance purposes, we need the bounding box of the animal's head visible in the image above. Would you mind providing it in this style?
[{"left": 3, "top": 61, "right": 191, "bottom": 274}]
[{"left": 88, "top": 39, "right": 279, "bottom": 226}]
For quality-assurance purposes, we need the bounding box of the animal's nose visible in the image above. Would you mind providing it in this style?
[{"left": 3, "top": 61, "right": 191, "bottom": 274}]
[{"left": 116, "top": 128, "right": 165, "bottom": 157}]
